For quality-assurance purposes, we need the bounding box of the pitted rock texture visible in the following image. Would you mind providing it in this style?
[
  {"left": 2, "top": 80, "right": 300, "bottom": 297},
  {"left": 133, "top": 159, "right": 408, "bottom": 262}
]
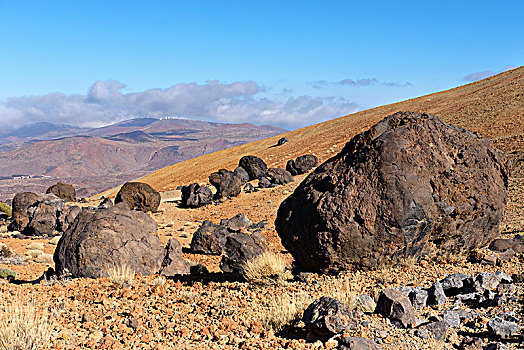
[
  {"left": 276, "top": 112, "right": 509, "bottom": 272},
  {"left": 258, "top": 168, "right": 294, "bottom": 188},
  {"left": 54, "top": 205, "right": 164, "bottom": 278},
  {"left": 46, "top": 182, "right": 76, "bottom": 202},
  {"left": 8, "top": 192, "right": 39, "bottom": 232},
  {"left": 115, "top": 182, "right": 161, "bottom": 212},
  {"left": 209, "top": 169, "right": 243, "bottom": 198}
]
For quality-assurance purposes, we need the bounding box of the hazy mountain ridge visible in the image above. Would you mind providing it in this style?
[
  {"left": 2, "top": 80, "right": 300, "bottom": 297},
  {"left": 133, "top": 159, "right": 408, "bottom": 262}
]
[{"left": 0, "top": 118, "right": 286, "bottom": 198}]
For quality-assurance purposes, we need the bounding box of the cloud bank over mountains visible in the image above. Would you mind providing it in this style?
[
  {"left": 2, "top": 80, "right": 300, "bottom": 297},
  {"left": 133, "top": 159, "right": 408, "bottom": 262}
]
[
  {"left": 309, "top": 78, "right": 412, "bottom": 89},
  {"left": 463, "top": 65, "right": 518, "bottom": 82},
  {"left": 0, "top": 80, "right": 361, "bottom": 131}
]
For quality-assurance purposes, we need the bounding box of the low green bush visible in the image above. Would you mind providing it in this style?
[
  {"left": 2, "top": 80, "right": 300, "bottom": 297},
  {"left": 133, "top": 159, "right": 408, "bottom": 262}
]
[
  {"left": 0, "top": 267, "right": 16, "bottom": 281},
  {"left": 0, "top": 202, "right": 12, "bottom": 217}
]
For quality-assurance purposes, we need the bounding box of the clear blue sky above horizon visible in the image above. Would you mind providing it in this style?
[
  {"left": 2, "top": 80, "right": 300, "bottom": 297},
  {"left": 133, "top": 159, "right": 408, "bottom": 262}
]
[{"left": 0, "top": 1, "right": 522, "bottom": 130}]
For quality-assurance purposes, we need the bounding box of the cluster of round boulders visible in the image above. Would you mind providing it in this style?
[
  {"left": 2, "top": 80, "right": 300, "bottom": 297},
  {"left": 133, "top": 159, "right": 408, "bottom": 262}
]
[
  {"left": 181, "top": 152, "right": 317, "bottom": 207},
  {"left": 276, "top": 111, "right": 509, "bottom": 272},
  {"left": 115, "top": 182, "right": 161, "bottom": 212},
  {"left": 46, "top": 182, "right": 76, "bottom": 201},
  {"left": 54, "top": 204, "right": 188, "bottom": 278},
  {"left": 8, "top": 191, "right": 75, "bottom": 236},
  {"left": 189, "top": 213, "right": 269, "bottom": 276}
]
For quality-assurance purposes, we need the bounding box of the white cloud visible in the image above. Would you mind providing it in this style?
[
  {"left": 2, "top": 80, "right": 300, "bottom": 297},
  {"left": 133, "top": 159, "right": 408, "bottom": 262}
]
[{"left": 0, "top": 80, "right": 360, "bottom": 130}]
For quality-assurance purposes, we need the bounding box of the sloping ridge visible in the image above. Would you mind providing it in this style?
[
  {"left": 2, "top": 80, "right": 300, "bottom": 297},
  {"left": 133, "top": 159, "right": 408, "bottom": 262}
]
[{"left": 98, "top": 66, "right": 523, "bottom": 198}]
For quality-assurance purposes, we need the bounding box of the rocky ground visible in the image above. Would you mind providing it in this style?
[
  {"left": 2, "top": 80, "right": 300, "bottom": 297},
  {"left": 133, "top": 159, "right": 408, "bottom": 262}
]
[{"left": 0, "top": 173, "right": 523, "bottom": 349}]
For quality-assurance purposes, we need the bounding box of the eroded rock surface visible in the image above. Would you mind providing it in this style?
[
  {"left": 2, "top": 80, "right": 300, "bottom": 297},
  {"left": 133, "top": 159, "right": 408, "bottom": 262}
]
[{"left": 276, "top": 112, "right": 509, "bottom": 272}]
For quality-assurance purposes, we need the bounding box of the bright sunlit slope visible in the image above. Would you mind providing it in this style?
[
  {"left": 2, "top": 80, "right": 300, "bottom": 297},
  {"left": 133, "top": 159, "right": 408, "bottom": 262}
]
[{"left": 97, "top": 66, "right": 523, "bottom": 198}]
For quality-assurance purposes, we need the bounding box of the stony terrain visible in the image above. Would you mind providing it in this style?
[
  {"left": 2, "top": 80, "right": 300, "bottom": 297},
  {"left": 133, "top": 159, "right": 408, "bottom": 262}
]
[{"left": 0, "top": 67, "right": 523, "bottom": 349}]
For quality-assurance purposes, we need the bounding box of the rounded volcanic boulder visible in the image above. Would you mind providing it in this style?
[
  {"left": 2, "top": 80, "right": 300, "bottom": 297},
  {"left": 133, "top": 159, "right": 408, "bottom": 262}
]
[
  {"left": 8, "top": 192, "right": 39, "bottom": 231},
  {"left": 238, "top": 156, "right": 267, "bottom": 181},
  {"left": 275, "top": 111, "right": 509, "bottom": 272},
  {"left": 46, "top": 182, "right": 76, "bottom": 201},
  {"left": 180, "top": 183, "right": 213, "bottom": 208},
  {"left": 54, "top": 205, "right": 165, "bottom": 278},
  {"left": 286, "top": 154, "right": 319, "bottom": 175},
  {"left": 209, "top": 169, "right": 243, "bottom": 198},
  {"left": 115, "top": 182, "right": 161, "bottom": 212}
]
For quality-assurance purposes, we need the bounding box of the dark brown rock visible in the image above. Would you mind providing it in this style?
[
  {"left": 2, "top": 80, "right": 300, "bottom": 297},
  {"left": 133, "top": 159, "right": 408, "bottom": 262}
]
[
  {"left": 338, "top": 337, "right": 384, "bottom": 350},
  {"left": 276, "top": 112, "right": 509, "bottom": 272},
  {"left": 286, "top": 154, "right": 318, "bottom": 175},
  {"left": 220, "top": 213, "right": 252, "bottom": 232},
  {"left": 375, "top": 288, "right": 416, "bottom": 328},
  {"left": 160, "top": 238, "right": 190, "bottom": 276},
  {"left": 209, "top": 169, "right": 243, "bottom": 198},
  {"left": 219, "top": 232, "right": 268, "bottom": 276},
  {"left": 259, "top": 168, "right": 294, "bottom": 188},
  {"left": 303, "top": 296, "right": 357, "bottom": 339},
  {"left": 114, "top": 182, "right": 161, "bottom": 212},
  {"left": 238, "top": 155, "right": 267, "bottom": 181},
  {"left": 46, "top": 182, "right": 76, "bottom": 202},
  {"left": 489, "top": 235, "right": 524, "bottom": 254},
  {"left": 180, "top": 183, "right": 213, "bottom": 208},
  {"left": 22, "top": 193, "right": 64, "bottom": 236},
  {"left": 8, "top": 192, "right": 39, "bottom": 232},
  {"left": 234, "top": 167, "right": 249, "bottom": 184},
  {"left": 98, "top": 198, "right": 113, "bottom": 209},
  {"left": 54, "top": 205, "right": 164, "bottom": 278},
  {"left": 190, "top": 221, "right": 230, "bottom": 255},
  {"left": 57, "top": 206, "right": 82, "bottom": 232}
]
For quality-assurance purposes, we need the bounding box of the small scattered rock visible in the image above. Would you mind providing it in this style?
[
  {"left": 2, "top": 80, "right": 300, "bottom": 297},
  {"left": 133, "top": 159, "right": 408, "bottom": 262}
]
[
  {"left": 487, "top": 313, "right": 520, "bottom": 338},
  {"left": 355, "top": 295, "right": 376, "bottom": 314},
  {"left": 375, "top": 288, "right": 416, "bottom": 328},
  {"left": 303, "top": 296, "right": 357, "bottom": 339},
  {"left": 286, "top": 154, "right": 318, "bottom": 175},
  {"left": 427, "top": 281, "right": 447, "bottom": 306},
  {"left": 337, "top": 336, "right": 383, "bottom": 350},
  {"left": 408, "top": 288, "right": 428, "bottom": 309}
]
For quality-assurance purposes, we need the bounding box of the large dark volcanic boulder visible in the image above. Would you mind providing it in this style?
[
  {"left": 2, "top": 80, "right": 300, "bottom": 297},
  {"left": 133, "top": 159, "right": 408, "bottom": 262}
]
[
  {"left": 239, "top": 156, "right": 268, "bottom": 180},
  {"left": 8, "top": 192, "right": 39, "bottom": 232},
  {"left": 209, "top": 169, "right": 243, "bottom": 198},
  {"left": 46, "top": 182, "right": 76, "bottom": 202},
  {"left": 54, "top": 205, "right": 164, "bottom": 278},
  {"left": 115, "top": 182, "right": 161, "bottom": 212},
  {"left": 276, "top": 112, "right": 509, "bottom": 272}
]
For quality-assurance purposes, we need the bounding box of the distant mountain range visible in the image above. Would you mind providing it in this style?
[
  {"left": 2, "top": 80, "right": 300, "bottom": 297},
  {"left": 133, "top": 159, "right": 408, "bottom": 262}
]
[{"left": 0, "top": 117, "right": 286, "bottom": 199}]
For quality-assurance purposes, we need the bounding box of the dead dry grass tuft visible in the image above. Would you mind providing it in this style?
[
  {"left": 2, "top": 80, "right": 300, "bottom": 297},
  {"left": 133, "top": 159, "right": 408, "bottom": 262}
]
[
  {"left": 259, "top": 291, "right": 312, "bottom": 333},
  {"left": 107, "top": 264, "right": 135, "bottom": 288},
  {"left": 242, "top": 251, "right": 287, "bottom": 284},
  {"left": 0, "top": 296, "right": 53, "bottom": 350},
  {"left": 25, "top": 250, "right": 43, "bottom": 259},
  {"left": 321, "top": 273, "right": 364, "bottom": 309}
]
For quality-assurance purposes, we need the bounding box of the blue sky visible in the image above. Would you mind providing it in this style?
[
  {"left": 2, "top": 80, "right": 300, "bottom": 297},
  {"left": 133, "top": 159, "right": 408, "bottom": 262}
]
[{"left": 0, "top": 1, "right": 522, "bottom": 130}]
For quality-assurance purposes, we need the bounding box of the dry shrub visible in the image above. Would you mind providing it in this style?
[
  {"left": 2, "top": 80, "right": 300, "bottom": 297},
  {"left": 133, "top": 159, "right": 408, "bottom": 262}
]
[
  {"left": 107, "top": 264, "right": 135, "bottom": 288},
  {"left": 0, "top": 297, "right": 52, "bottom": 350},
  {"left": 26, "top": 243, "right": 44, "bottom": 251},
  {"left": 25, "top": 250, "right": 43, "bottom": 259},
  {"left": 321, "top": 273, "right": 364, "bottom": 309},
  {"left": 0, "top": 202, "right": 12, "bottom": 217},
  {"left": 0, "top": 243, "right": 12, "bottom": 257},
  {"left": 260, "top": 291, "right": 312, "bottom": 333},
  {"left": 35, "top": 253, "right": 54, "bottom": 265},
  {"left": 151, "top": 276, "right": 166, "bottom": 286},
  {"left": 242, "top": 251, "right": 287, "bottom": 284}
]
